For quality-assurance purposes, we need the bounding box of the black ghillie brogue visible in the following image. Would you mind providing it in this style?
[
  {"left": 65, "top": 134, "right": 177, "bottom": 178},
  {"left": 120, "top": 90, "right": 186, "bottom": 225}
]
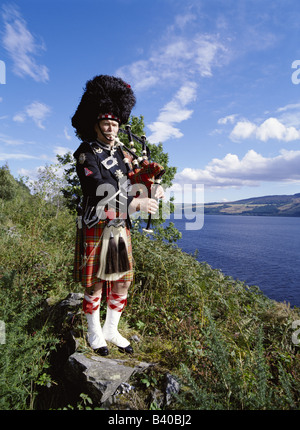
[
  {"left": 118, "top": 344, "right": 134, "bottom": 354},
  {"left": 94, "top": 346, "right": 109, "bottom": 356}
]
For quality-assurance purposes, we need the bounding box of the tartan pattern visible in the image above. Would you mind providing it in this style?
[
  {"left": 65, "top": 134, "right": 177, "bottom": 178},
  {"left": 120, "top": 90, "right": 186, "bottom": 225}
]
[
  {"left": 128, "top": 161, "right": 165, "bottom": 190},
  {"left": 82, "top": 294, "right": 100, "bottom": 314},
  {"left": 73, "top": 220, "right": 133, "bottom": 289},
  {"left": 107, "top": 292, "right": 127, "bottom": 312}
]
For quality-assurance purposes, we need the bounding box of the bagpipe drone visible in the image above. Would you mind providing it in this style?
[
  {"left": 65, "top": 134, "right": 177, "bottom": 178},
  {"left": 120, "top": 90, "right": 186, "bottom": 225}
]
[{"left": 116, "top": 124, "right": 165, "bottom": 233}]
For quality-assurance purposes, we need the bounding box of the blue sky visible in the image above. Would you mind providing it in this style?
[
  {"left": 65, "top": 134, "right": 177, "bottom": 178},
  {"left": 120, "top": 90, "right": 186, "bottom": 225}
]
[{"left": 1, "top": 0, "right": 300, "bottom": 203}]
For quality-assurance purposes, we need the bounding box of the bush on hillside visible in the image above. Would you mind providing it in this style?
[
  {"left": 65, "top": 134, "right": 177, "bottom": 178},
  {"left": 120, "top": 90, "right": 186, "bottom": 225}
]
[
  {"left": 0, "top": 165, "right": 77, "bottom": 409},
  {"left": 0, "top": 163, "right": 299, "bottom": 410},
  {"left": 127, "top": 227, "right": 300, "bottom": 409}
]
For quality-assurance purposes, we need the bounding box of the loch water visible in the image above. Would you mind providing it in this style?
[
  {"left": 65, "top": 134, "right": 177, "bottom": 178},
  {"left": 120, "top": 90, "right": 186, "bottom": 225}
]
[{"left": 170, "top": 214, "right": 300, "bottom": 308}]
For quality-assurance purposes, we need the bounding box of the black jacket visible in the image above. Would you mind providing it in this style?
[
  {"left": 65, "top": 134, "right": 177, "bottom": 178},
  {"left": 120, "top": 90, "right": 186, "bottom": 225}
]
[{"left": 73, "top": 140, "right": 134, "bottom": 228}]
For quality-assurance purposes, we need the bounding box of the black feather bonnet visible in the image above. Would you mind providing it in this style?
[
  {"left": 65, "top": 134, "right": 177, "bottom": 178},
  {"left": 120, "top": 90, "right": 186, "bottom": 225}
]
[{"left": 71, "top": 75, "right": 136, "bottom": 141}]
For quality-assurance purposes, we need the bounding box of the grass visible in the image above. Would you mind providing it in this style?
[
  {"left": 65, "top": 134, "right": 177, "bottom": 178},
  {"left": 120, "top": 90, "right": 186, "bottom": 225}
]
[
  {"left": 0, "top": 176, "right": 299, "bottom": 409},
  {"left": 126, "top": 228, "right": 300, "bottom": 409}
]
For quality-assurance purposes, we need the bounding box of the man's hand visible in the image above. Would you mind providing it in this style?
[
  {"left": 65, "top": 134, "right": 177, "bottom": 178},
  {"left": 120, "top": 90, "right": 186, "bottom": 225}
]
[{"left": 129, "top": 197, "right": 159, "bottom": 215}]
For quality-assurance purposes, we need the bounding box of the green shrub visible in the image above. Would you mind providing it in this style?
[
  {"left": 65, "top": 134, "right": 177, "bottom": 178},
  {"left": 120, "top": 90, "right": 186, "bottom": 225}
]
[
  {"left": 128, "top": 229, "right": 300, "bottom": 410},
  {"left": 0, "top": 162, "right": 299, "bottom": 410},
  {"left": 0, "top": 271, "right": 58, "bottom": 410}
]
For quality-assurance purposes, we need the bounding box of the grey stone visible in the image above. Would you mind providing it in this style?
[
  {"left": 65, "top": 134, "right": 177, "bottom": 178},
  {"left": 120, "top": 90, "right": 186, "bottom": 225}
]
[
  {"left": 130, "top": 334, "right": 141, "bottom": 343},
  {"left": 164, "top": 372, "right": 180, "bottom": 405},
  {"left": 47, "top": 293, "right": 181, "bottom": 409},
  {"left": 65, "top": 352, "right": 153, "bottom": 404},
  {"left": 56, "top": 292, "right": 84, "bottom": 313}
]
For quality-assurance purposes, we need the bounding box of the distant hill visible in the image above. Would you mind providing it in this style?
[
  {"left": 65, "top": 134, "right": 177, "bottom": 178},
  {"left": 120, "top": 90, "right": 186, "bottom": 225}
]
[{"left": 203, "top": 193, "right": 300, "bottom": 217}]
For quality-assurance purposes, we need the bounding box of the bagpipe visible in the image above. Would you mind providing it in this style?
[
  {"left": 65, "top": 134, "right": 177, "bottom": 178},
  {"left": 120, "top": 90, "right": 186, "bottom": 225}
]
[
  {"left": 77, "top": 125, "right": 166, "bottom": 280},
  {"left": 115, "top": 125, "right": 165, "bottom": 233}
]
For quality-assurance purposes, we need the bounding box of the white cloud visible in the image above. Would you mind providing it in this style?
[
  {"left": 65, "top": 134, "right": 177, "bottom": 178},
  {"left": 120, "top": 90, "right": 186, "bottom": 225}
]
[
  {"left": 229, "top": 117, "right": 300, "bottom": 142},
  {"left": 276, "top": 103, "right": 300, "bottom": 129},
  {"left": 17, "top": 164, "right": 63, "bottom": 184},
  {"left": 0, "top": 152, "right": 39, "bottom": 161},
  {"left": 25, "top": 102, "right": 51, "bottom": 129},
  {"left": 13, "top": 112, "right": 26, "bottom": 123},
  {"left": 118, "top": 34, "right": 227, "bottom": 92},
  {"left": 277, "top": 103, "right": 300, "bottom": 113},
  {"left": 2, "top": 4, "right": 49, "bottom": 82},
  {"left": 147, "top": 122, "right": 184, "bottom": 143},
  {"left": 117, "top": 12, "right": 229, "bottom": 143},
  {"left": 14, "top": 101, "right": 51, "bottom": 129},
  {"left": 217, "top": 114, "right": 238, "bottom": 125},
  {"left": 116, "top": 10, "right": 228, "bottom": 93},
  {"left": 257, "top": 118, "right": 300, "bottom": 142},
  {"left": 17, "top": 166, "right": 41, "bottom": 179},
  {"left": 63, "top": 127, "right": 72, "bottom": 141},
  {"left": 173, "top": 12, "right": 196, "bottom": 30},
  {"left": 230, "top": 120, "right": 258, "bottom": 141},
  {"left": 147, "top": 82, "right": 197, "bottom": 143},
  {"left": 0, "top": 133, "right": 36, "bottom": 146},
  {"left": 0, "top": 134, "right": 22, "bottom": 145},
  {"left": 175, "top": 149, "right": 300, "bottom": 188},
  {"left": 54, "top": 146, "right": 73, "bottom": 157}
]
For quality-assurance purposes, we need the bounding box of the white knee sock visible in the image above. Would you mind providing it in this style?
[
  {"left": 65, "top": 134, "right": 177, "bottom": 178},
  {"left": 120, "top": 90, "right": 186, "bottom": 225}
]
[
  {"left": 102, "top": 292, "right": 129, "bottom": 348},
  {"left": 83, "top": 293, "right": 107, "bottom": 350}
]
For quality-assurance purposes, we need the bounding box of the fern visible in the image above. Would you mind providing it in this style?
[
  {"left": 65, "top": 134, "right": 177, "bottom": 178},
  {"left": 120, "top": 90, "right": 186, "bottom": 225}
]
[
  {"left": 247, "top": 326, "right": 272, "bottom": 409},
  {"left": 175, "top": 363, "right": 223, "bottom": 410},
  {"left": 277, "top": 362, "right": 297, "bottom": 409}
]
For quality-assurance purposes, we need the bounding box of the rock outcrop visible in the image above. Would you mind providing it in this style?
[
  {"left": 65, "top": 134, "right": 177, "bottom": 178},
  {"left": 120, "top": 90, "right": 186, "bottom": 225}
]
[
  {"left": 44, "top": 293, "right": 180, "bottom": 409},
  {"left": 65, "top": 352, "right": 153, "bottom": 404}
]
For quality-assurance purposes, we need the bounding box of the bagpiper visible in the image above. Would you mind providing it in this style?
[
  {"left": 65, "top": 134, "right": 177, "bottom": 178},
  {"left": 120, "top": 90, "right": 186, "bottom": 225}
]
[{"left": 71, "top": 75, "right": 164, "bottom": 356}]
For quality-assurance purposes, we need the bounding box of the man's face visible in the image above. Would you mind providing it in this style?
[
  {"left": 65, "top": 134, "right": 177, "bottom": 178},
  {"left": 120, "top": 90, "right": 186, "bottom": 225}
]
[{"left": 97, "top": 119, "right": 119, "bottom": 146}]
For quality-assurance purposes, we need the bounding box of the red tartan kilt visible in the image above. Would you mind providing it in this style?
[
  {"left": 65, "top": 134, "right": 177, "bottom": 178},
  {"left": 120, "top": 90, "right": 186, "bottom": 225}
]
[{"left": 73, "top": 220, "right": 133, "bottom": 289}]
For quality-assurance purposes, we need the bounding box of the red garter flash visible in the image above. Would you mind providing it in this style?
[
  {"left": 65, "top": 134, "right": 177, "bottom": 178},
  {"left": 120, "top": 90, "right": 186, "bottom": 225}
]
[
  {"left": 82, "top": 296, "right": 100, "bottom": 314},
  {"left": 107, "top": 292, "right": 127, "bottom": 312}
]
